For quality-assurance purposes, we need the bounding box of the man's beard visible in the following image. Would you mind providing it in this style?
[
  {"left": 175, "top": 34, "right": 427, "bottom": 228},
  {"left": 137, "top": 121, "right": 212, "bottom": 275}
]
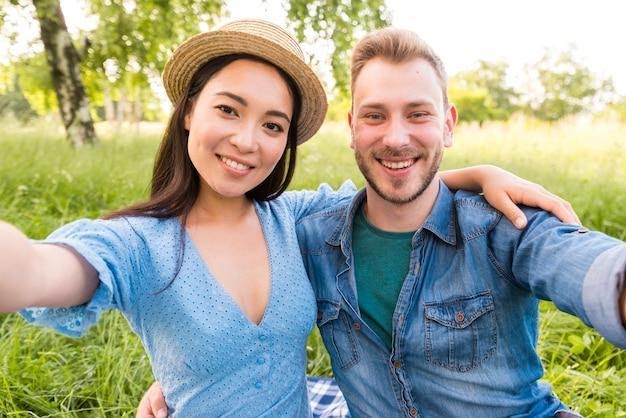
[{"left": 355, "top": 145, "right": 442, "bottom": 204}]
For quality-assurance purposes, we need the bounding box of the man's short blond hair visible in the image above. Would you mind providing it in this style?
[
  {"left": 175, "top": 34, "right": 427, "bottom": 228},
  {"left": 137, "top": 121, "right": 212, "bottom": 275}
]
[{"left": 350, "top": 28, "right": 449, "bottom": 107}]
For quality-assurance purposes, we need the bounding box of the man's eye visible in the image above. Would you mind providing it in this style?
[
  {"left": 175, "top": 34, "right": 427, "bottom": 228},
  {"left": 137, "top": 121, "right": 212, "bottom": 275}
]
[{"left": 365, "top": 113, "right": 384, "bottom": 120}]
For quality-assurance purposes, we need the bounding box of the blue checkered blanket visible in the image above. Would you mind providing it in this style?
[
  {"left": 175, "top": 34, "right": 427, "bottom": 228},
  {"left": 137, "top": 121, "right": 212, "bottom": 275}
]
[{"left": 307, "top": 376, "right": 351, "bottom": 418}]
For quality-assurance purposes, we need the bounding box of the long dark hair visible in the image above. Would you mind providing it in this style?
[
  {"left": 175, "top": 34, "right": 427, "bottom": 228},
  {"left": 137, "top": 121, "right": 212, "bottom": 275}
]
[
  {"left": 106, "top": 53, "right": 301, "bottom": 221},
  {"left": 103, "top": 54, "right": 302, "bottom": 289}
]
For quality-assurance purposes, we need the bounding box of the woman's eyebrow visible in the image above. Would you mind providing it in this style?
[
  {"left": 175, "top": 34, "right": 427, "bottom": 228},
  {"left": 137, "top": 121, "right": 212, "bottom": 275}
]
[
  {"left": 266, "top": 110, "right": 291, "bottom": 123},
  {"left": 216, "top": 91, "right": 290, "bottom": 123},
  {"left": 215, "top": 91, "right": 247, "bottom": 106}
]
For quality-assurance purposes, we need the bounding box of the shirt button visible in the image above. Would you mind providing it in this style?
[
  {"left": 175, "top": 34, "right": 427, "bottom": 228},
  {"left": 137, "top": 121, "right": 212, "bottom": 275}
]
[
  {"left": 455, "top": 311, "right": 465, "bottom": 323},
  {"left": 255, "top": 381, "right": 262, "bottom": 389},
  {"left": 257, "top": 357, "right": 265, "bottom": 365},
  {"left": 393, "top": 360, "right": 401, "bottom": 368},
  {"left": 352, "top": 322, "right": 361, "bottom": 331},
  {"left": 409, "top": 407, "right": 418, "bottom": 416},
  {"left": 259, "top": 334, "right": 267, "bottom": 341},
  {"left": 317, "top": 311, "right": 323, "bottom": 321}
]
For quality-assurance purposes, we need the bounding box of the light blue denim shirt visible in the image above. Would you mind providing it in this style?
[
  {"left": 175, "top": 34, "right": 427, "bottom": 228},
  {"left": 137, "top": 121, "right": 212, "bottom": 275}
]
[{"left": 296, "top": 181, "right": 626, "bottom": 418}]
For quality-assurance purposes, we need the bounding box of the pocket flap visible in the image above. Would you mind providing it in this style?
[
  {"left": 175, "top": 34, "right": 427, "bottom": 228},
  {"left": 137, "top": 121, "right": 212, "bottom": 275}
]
[
  {"left": 316, "top": 300, "right": 341, "bottom": 326},
  {"left": 424, "top": 291, "right": 494, "bottom": 329}
]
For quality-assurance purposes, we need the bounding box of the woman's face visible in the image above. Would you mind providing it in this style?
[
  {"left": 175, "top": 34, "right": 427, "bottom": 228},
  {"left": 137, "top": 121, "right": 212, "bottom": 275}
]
[{"left": 185, "top": 58, "right": 294, "bottom": 202}]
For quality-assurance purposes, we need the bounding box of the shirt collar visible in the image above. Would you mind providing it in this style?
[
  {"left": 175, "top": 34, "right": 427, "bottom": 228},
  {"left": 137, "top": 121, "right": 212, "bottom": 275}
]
[
  {"left": 327, "top": 179, "right": 457, "bottom": 247},
  {"left": 421, "top": 180, "right": 457, "bottom": 246}
]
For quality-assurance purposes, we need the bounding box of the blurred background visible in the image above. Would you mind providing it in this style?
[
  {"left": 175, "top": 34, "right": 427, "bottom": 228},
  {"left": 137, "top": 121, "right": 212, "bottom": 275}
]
[{"left": 1, "top": 1, "right": 625, "bottom": 416}]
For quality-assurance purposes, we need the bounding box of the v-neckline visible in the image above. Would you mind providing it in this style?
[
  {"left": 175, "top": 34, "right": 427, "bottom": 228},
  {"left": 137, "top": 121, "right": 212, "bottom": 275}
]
[{"left": 180, "top": 203, "right": 274, "bottom": 328}]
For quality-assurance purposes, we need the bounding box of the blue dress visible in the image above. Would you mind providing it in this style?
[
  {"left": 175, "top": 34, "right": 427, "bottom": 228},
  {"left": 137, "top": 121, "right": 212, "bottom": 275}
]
[{"left": 21, "top": 184, "right": 355, "bottom": 417}]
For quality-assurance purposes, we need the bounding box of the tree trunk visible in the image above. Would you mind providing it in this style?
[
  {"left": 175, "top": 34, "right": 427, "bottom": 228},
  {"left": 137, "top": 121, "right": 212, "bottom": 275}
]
[{"left": 32, "top": 0, "right": 97, "bottom": 147}]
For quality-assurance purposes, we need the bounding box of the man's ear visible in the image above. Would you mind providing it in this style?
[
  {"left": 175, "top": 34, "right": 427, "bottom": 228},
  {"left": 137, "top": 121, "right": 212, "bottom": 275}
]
[
  {"left": 348, "top": 111, "right": 355, "bottom": 150},
  {"left": 444, "top": 104, "right": 458, "bottom": 148}
]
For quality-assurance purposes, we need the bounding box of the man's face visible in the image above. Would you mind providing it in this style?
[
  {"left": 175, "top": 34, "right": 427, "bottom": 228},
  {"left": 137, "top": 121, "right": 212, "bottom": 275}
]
[{"left": 349, "top": 57, "right": 457, "bottom": 204}]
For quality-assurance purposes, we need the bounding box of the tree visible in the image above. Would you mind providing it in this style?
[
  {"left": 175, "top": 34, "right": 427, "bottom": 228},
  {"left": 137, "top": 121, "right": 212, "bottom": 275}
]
[
  {"left": 0, "top": 71, "right": 37, "bottom": 121},
  {"left": 449, "top": 60, "right": 519, "bottom": 125},
  {"left": 83, "top": 0, "right": 225, "bottom": 123},
  {"left": 287, "top": 0, "right": 390, "bottom": 98},
  {"left": 448, "top": 83, "right": 492, "bottom": 125},
  {"left": 2, "top": 0, "right": 226, "bottom": 127},
  {"left": 524, "top": 47, "right": 614, "bottom": 122},
  {"left": 31, "top": 0, "right": 97, "bottom": 146}
]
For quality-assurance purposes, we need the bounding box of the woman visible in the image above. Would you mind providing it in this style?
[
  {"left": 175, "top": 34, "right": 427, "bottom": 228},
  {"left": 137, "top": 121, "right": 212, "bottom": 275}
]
[{"left": 0, "top": 20, "right": 576, "bottom": 417}]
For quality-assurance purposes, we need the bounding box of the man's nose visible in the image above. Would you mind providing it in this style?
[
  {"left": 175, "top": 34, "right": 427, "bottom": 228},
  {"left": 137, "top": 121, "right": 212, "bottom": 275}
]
[{"left": 382, "top": 118, "right": 411, "bottom": 148}]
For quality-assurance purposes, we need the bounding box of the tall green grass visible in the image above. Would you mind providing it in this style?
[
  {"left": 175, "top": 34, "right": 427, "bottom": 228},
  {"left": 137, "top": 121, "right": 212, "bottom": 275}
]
[{"left": 0, "top": 118, "right": 625, "bottom": 416}]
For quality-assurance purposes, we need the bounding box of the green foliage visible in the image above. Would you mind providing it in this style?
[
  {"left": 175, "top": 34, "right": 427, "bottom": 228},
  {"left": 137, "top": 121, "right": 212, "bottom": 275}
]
[
  {"left": 287, "top": 0, "right": 390, "bottom": 96},
  {"left": 524, "top": 47, "right": 614, "bottom": 121},
  {"left": 14, "top": 52, "right": 57, "bottom": 114},
  {"left": 1, "top": 120, "right": 625, "bottom": 415},
  {"left": 606, "top": 96, "right": 626, "bottom": 122},
  {"left": 81, "top": 0, "right": 225, "bottom": 122},
  {"left": 448, "top": 83, "right": 491, "bottom": 125},
  {"left": 1, "top": 0, "right": 226, "bottom": 124},
  {"left": 326, "top": 94, "right": 351, "bottom": 122},
  {"left": 0, "top": 73, "right": 37, "bottom": 121},
  {"left": 449, "top": 60, "right": 519, "bottom": 125}
]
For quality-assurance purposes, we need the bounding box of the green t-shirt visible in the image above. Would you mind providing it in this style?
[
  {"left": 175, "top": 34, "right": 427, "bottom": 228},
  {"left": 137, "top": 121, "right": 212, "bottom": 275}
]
[{"left": 353, "top": 204, "right": 414, "bottom": 351}]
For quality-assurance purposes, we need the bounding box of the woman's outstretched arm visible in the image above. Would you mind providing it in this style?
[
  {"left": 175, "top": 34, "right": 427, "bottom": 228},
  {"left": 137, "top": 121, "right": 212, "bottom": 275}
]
[{"left": 0, "top": 221, "right": 99, "bottom": 312}]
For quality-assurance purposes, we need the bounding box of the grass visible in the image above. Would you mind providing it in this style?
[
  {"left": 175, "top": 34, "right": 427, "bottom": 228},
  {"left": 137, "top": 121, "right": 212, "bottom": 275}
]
[{"left": 0, "top": 117, "right": 625, "bottom": 416}]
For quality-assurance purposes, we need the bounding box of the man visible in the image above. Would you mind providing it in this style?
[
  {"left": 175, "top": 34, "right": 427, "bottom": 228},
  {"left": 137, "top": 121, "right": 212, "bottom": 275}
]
[{"left": 139, "top": 28, "right": 626, "bottom": 417}]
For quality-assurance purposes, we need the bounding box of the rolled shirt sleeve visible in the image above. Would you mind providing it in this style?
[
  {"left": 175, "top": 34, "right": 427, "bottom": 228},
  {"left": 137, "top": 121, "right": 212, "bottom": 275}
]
[
  {"left": 582, "top": 244, "right": 626, "bottom": 347},
  {"left": 491, "top": 208, "right": 626, "bottom": 348},
  {"left": 20, "top": 217, "right": 144, "bottom": 337}
]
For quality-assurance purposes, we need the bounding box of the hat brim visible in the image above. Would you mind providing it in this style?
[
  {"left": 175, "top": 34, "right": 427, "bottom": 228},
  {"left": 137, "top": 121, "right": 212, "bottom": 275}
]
[{"left": 163, "top": 31, "right": 327, "bottom": 145}]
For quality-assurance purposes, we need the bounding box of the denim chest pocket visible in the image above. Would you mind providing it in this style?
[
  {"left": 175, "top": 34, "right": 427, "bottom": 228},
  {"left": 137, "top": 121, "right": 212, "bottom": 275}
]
[
  {"left": 316, "top": 300, "right": 360, "bottom": 370},
  {"left": 424, "top": 291, "right": 497, "bottom": 373}
]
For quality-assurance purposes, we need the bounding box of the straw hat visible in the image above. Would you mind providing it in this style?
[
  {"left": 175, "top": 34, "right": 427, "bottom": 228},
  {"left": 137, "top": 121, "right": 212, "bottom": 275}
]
[{"left": 163, "top": 19, "right": 327, "bottom": 145}]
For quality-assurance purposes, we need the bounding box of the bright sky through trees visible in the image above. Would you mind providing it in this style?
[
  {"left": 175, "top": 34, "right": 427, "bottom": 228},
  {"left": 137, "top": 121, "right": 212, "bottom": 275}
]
[
  {"left": 227, "top": 0, "right": 626, "bottom": 95},
  {"left": 2, "top": 0, "right": 625, "bottom": 94}
]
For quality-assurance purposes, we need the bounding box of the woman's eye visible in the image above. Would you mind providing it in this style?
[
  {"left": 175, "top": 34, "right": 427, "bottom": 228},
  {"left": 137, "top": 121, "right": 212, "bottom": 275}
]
[
  {"left": 264, "top": 122, "right": 284, "bottom": 133},
  {"left": 216, "top": 105, "right": 237, "bottom": 116}
]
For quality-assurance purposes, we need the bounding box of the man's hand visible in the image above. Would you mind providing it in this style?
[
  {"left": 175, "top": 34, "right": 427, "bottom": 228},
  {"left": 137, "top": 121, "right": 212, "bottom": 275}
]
[
  {"left": 136, "top": 381, "right": 167, "bottom": 418},
  {"left": 475, "top": 165, "right": 581, "bottom": 228},
  {"left": 439, "top": 165, "right": 581, "bottom": 229}
]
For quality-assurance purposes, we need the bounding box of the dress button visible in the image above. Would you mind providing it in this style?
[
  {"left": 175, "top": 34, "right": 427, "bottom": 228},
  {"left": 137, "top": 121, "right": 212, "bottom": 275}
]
[
  {"left": 257, "top": 357, "right": 265, "bottom": 365},
  {"left": 255, "top": 381, "right": 262, "bottom": 389},
  {"left": 409, "top": 407, "right": 418, "bottom": 416},
  {"left": 259, "top": 334, "right": 267, "bottom": 341},
  {"left": 455, "top": 311, "right": 465, "bottom": 323}
]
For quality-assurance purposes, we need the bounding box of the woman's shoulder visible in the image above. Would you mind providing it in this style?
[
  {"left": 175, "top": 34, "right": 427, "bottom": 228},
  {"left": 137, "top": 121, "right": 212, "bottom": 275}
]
[
  {"left": 256, "top": 180, "right": 358, "bottom": 220},
  {"left": 45, "top": 215, "right": 181, "bottom": 251}
]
